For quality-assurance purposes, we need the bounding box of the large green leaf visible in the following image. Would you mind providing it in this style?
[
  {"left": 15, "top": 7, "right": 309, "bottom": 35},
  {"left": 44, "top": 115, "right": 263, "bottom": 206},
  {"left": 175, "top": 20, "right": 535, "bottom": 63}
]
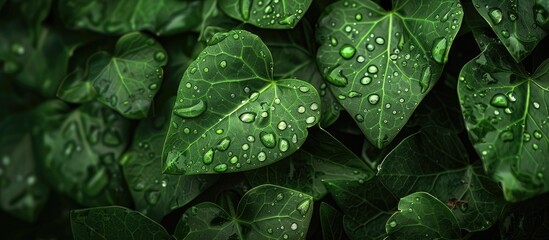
[
  {"left": 70, "top": 206, "right": 171, "bottom": 240},
  {"left": 219, "top": 0, "right": 313, "bottom": 29},
  {"left": 472, "top": 0, "right": 548, "bottom": 62},
  {"left": 324, "top": 177, "right": 398, "bottom": 240},
  {"left": 58, "top": 32, "right": 167, "bottom": 119},
  {"left": 316, "top": 0, "right": 463, "bottom": 148},
  {"left": 58, "top": 0, "right": 203, "bottom": 35},
  {"left": 245, "top": 128, "right": 374, "bottom": 200},
  {"left": 121, "top": 99, "right": 218, "bottom": 221},
  {"left": 320, "top": 203, "right": 348, "bottom": 240},
  {"left": 378, "top": 127, "right": 505, "bottom": 232},
  {"left": 174, "top": 184, "right": 314, "bottom": 240},
  {"left": 162, "top": 30, "right": 321, "bottom": 175},
  {"left": 0, "top": 104, "right": 56, "bottom": 222},
  {"left": 458, "top": 40, "right": 549, "bottom": 202},
  {"left": 35, "top": 102, "right": 131, "bottom": 206},
  {"left": 385, "top": 192, "right": 461, "bottom": 240}
]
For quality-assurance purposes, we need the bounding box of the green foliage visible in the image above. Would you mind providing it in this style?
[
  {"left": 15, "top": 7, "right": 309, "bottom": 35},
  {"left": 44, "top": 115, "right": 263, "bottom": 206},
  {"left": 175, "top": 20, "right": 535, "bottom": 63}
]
[{"left": 2, "top": 0, "right": 549, "bottom": 239}]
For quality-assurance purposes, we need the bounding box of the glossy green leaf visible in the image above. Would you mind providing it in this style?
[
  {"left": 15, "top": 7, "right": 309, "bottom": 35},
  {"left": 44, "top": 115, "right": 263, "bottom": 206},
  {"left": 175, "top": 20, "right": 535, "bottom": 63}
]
[
  {"left": 70, "top": 206, "right": 171, "bottom": 240},
  {"left": 316, "top": 0, "right": 463, "bottom": 148},
  {"left": 58, "top": 32, "right": 167, "bottom": 119},
  {"left": 219, "top": 0, "right": 313, "bottom": 29},
  {"left": 472, "top": 0, "right": 548, "bottom": 62},
  {"left": 0, "top": 105, "right": 55, "bottom": 222},
  {"left": 245, "top": 128, "right": 374, "bottom": 200},
  {"left": 320, "top": 203, "right": 348, "bottom": 240},
  {"left": 324, "top": 178, "right": 398, "bottom": 240},
  {"left": 174, "top": 184, "right": 314, "bottom": 240},
  {"left": 58, "top": 0, "right": 203, "bottom": 35},
  {"left": 162, "top": 30, "right": 321, "bottom": 175},
  {"left": 378, "top": 127, "right": 505, "bottom": 232},
  {"left": 458, "top": 40, "right": 549, "bottom": 202},
  {"left": 121, "top": 99, "right": 218, "bottom": 221},
  {"left": 386, "top": 192, "right": 461, "bottom": 239},
  {"left": 261, "top": 21, "right": 341, "bottom": 127},
  {"left": 35, "top": 102, "right": 131, "bottom": 206}
]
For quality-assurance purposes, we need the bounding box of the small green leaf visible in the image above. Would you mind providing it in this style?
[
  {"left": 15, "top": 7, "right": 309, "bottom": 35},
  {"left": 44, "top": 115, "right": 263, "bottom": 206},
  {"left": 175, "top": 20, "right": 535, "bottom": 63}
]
[
  {"left": 219, "top": 0, "right": 313, "bottom": 29},
  {"left": 320, "top": 203, "right": 348, "bottom": 240},
  {"left": 316, "top": 0, "right": 463, "bottom": 148},
  {"left": 458, "top": 40, "right": 549, "bottom": 202},
  {"left": 472, "top": 0, "right": 548, "bottom": 62},
  {"left": 70, "top": 206, "right": 171, "bottom": 240},
  {"left": 162, "top": 30, "right": 321, "bottom": 175},
  {"left": 58, "top": 0, "right": 203, "bottom": 35},
  {"left": 378, "top": 127, "right": 505, "bottom": 232},
  {"left": 56, "top": 68, "right": 97, "bottom": 103},
  {"left": 175, "top": 184, "right": 314, "bottom": 240},
  {"left": 386, "top": 192, "right": 461, "bottom": 240}
]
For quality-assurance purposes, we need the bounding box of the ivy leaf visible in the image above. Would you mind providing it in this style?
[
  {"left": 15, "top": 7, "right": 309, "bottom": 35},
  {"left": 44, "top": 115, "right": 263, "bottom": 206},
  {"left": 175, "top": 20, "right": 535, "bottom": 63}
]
[
  {"left": 458, "top": 40, "right": 549, "bottom": 202},
  {"left": 385, "top": 192, "right": 461, "bottom": 240},
  {"left": 162, "top": 30, "right": 321, "bottom": 175},
  {"left": 35, "top": 102, "right": 132, "bottom": 206},
  {"left": 121, "top": 99, "right": 219, "bottom": 221},
  {"left": 378, "top": 127, "right": 505, "bottom": 232},
  {"left": 219, "top": 0, "right": 313, "bottom": 29},
  {"left": 70, "top": 206, "right": 171, "bottom": 240},
  {"left": 174, "top": 184, "right": 313, "bottom": 240},
  {"left": 316, "top": 0, "right": 463, "bottom": 148},
  {"left": 472, "top": 0, "right": 548, "bottom": 62},
  {"left": 320, "top": 203, "right": 348, "bottom": 240},
  {"left": 324, "top": 177, "right": 398, "bottom": 240},
  {"left": 245, "top": 128, "right": 374, "bottom": 200},
  {"left": 58, "top": 32, "right": 168, "bottom": 119},
  {"left": 58, "top": 0, "right": 203, "bottom": 35}
]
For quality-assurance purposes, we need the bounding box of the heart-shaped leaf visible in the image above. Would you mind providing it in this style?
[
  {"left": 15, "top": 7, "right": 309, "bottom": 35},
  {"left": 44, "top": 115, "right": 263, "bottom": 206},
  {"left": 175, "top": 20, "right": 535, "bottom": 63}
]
[
  {"left": 316, "top": 0, "right": 463, "bottom": 148},
  {"left": 174, "top": 184, "right": 313, "bottom": 240},
  {"left": 162, "top": 30, "right": 321, "bottom": 175},
  {"left": 378, "top": 127, "right": 505, "bottom": 232},
  {"left": 70, "top": 206, "right": 171, "bottom": 240},
  {"left": 458, "top": 40, "right": 549, "bottom": 202},
  {"left": 386, "top": 192, "right": 461, "bottom": 239},
  {"left": 472, "top": 0, "right": 548, "bottom": 62},
  {"left": 219, "top": 0, "right": 313, "bottom": 29}
]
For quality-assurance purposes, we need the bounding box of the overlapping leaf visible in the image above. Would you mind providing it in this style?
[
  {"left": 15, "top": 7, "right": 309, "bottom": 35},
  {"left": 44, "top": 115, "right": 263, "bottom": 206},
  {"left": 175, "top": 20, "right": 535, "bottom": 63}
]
[
  {"left": 320, "top": 203, "right": 348, "bottom": 240},
  {"left": 162, "top": 30, "right": 321, "bottom": 175},
  {"left": 458, "top": 40, "right": 549, "bottom": 201},
  {"left": 219, "top": 0, "right": 313, "bottom": 29},
  {"left": 174, "top": 184, "right": 313, "bottom": 240},
  {"left": 316, "top": 0, "right": 463, "bottom": 148}
]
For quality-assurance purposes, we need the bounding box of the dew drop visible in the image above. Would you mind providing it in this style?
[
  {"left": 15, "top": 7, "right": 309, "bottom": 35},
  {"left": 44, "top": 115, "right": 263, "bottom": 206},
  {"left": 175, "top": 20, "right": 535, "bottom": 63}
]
[
  {"left": 367, "top": 65, "right": 378, "bottom": 74},
  {"left": 306, "top": 116, "right": 316, "bottom": 124},
  {"left": 488, "top": 8, "right": 503, "bottom": 24},
  {"left": 146, "top": 190, "right": 160, "bottom": 205},
  {"left": 330, "top": 36, "right": 338, "bottom": 46},
  {"left": 355, "top": 114, "right": 364, "bottom": 122},
  {"left": 230, "top": 156, "right": 239, "bottom": 164},
  {"left": 361, "top": 76, "right": 372, "bottom": 85},
  {"left": 419, "top": 66, "right": 432, "bottom": 93},
  {"left": 366, "top": 43, "right": 375, "bottom": 51},
  {"left": 220, "top": 60, "right": 227, "bottom": 68},
  {"left": 339, "top": 44, "right": 356, "bottom": 59},
  {"left": 175, "top": 100, "right": 207, "bottom": 118},
  {"left": 500, "top": 131, "right": 514, "bottom": 142},
  {"left": 296, "top": 199, "right": 311, "bottom": 215},
  {"left": 389, "top": 220, "right": 397, "bottom": 228},
  {"left": 375, "top": 37, "right": 385, "bottom": 45},
  {"left": 368, "top": 94, "right": 380, "bottom": 105},
  {"left": 279, "top": 139, "right": 289, "bottom": 152},
  {"left": 203, "top": 149, "right": 214, "bottom": 165},
  {"left": 501, "top": 30, "right": 510, "bottom": 38},
  {"left": 154, "top": 51, "right": 166, "bottom": 62},
  {"left": 214, "top": 163, "right": 228, "bottom": 172},
  {"left": 260, "top": 132, "right": 276, "bottom": 148},
  {"left": 216, "top": 137, "right": 231, "bottom": 151},
  {"left": 239, "top": 112, "right": 257, "bottom": 123},
  {"left": 534, "top": 130, "right": 543, "bottom": 139},
  {"left": 291, "top": 223, "right": 298, "bottom": 230},
  {"left": 431, "top": 37, "right": 448, "bottom": 64},
  {"left": 326, "top": 66, "right": 348, "bottom": 87},
  {"left": 490, "top": 94, "right": 509, "bottom": 108}
]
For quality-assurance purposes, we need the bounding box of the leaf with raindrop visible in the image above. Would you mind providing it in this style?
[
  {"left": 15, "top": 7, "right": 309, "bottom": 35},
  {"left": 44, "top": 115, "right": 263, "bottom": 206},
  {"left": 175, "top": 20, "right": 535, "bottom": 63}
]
[
  {"left": 323, "top": 177, "right": 398, "bottom": 240},
  {"left": 320, "top": 202, "right": 348, "bottom": 240},
  {"left": 316, "top": 0, "right": 463, "bottom": 148},
  {"left": 245, "top": 128, "right": 374, "bottom": 200},
  {"left": 385, "top": 192, "right": 461, "bottom": 239},
  {"left": 472, "top": 0, "right": 548, "bottom": 62},
  {"left": 219, "top": 0, "right": 313, "bottom": 29},
  {"left": 458, "top": 38, "right": 549, "bottom": 202},
  {"left": 58, "top": 0, "right": 203, "bottom": 35},
  {"left": 174, "top": 184, "right": 313, "bottom": 240},
  {"left": 34, "top": 102, "right": 132, "bottom": 207},
  {"left": 58, "top": 32, "right": 168, "bottom": 119},
  {"left": 162, "top": 30, "right": 321, "bottom": 175},
  {"left": 121, "top": 98, "right": 219, "bottom": 221},
  {"left": 70, "top": 206, "right": 171, "bottom": 240},
  {"left": 378, "top": 127, "right": 506, "bottom": 232}
]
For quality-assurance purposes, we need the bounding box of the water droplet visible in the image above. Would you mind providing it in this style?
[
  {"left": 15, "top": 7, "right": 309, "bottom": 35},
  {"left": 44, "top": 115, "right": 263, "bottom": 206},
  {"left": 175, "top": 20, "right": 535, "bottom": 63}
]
[
  {"left": 500, "top": 131, "right": 514, "bottom": 142},
  {"left": 175, "top": 100, "right": 207, "bottom": 118},
  {"left": 367, "top": 65, "right": 378, "bottom": 74},
  {"left": 306, "top": 116, "right": 316, "bottom": 124},
  {"left": 326, "top": 66, "right": 348, "bottom": 87},
  {"left": 375, "top": 37, "right": 385, "bottom": 45},
  {"left": 276, "top": 193, "right": 284, "bottom": 201},
  {"left": 355, "top": 114, "right": 364, "bottom": 122},
  {"left": 366, "top": 43, "right": 375, "bottom": 51},
  {"left": 419, "top": 66, "right": 432, "bottom": 93},
  {"left": 298, "top": 106, "right": 306, "bottom": 113},
  {"left": 348, "top": 91, "right": 362, "bottom": 98},
  {"left": 431, "top": 37, "right": 448, "bottom": 64},
  {"left": 279, "top": 139, "right": 289, "bottom": 152},
  {"left": 242, "top": 143, "right": 249, "bottom": 151},
  {"left": 216, "top": 137, "right": 231, "bottom": 151},
  {"left": 534, "top": 130, "right": 543, "bottom": 139},
  {"left": 10, "top": 43, "right": 25, "bottom": 55},
  {"left": 220, "top": 60, "right": 227, "bottom": 68},
  {"left": 534, "top": 2, "right": 549, "bottom": 30},
  {"left": 264, "top": 5, "right": 273, "bottom": 14},
  {"left": 133, "top": 180, "right": 146, "bottom": 191},
  {"left": 64, "top": 141, "right": 75, "bottom": 156},
  {"left": 533, "top": 102, "right": 540, "bottom": 109},
  {"left": 239, "top": 112, "right": 257, "bottom": 123},
  {"left": 299, "top": 86, "right": 310, "bottom": 93},
  {"left": 149, "top": 83, "right": 158, "bottom": 90},
  {"left": 214, "top": 163, "right": 227, "bottom": 172},
  {"left": 339, "top": 44, "right": 356, "bottom": 60},
  {"left": 279, "top": 15, "right": 297, "bottom": 25},
  {"left": 488, "top": 8, "right": 503, "bottom": 24},
  {"left": 203, "top": 149, "right": 214, "bottom": 165},
  {"left": 146, "top": 190, "right": 160, "bottom": 205},
  {"left": 389, "top": 220, "right": 397, "bottom": 228},
  {"left": 257, "top": 151, "right": 267, "bottom": 162},
  {"left": 533, "top": 143, "right": 539, "bottom": 150},
  {"left": 501, "top": 30, "right": 510, "bottom": 38},
  {"left": 154, "top": 51, "right": 166, "bottom": 62},
  {"left": 368, "top": 94, "right": 380, "bottom": 105},
  {"left": 490, "top": 94, "right": 509, "bottom": 108},
  {"left": 267, "top": 228, "right": 273, "bottom": 234},
  {"left": 260, "top": 132, "right": 276, "bottom": 148},
  {"left": 296, "top": 199, "right": 311, "bottom": 215},
  {"left": 310, "top": 103, "right": 319, "bottom": 111},
  {"left": 291, "top": 223, "right": 298, "bottom": 230},
  {"left": 278, "top": 121, "right": 287, "bottom": 130},
  {"left": 361, "top": 76, "right": 372, "bottom": 85},
  {"left": 330, "top": 36, "right": 338, "bottom": 46}
]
